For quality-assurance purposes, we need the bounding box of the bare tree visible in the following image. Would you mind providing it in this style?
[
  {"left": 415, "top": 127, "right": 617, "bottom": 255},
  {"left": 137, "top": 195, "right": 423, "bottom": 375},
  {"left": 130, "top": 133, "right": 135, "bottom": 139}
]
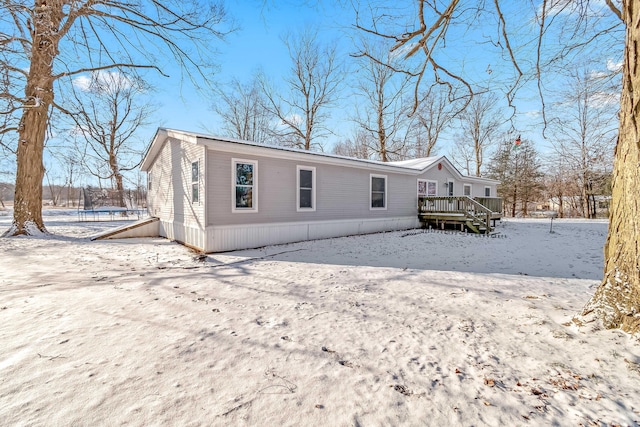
[
  {"left": 65, "top": 71, "right": 155, "bottom": 207},
  {"left": 351, "top": 41, "right": 413, "bottom": 162},
  {"left": 212, "top": 76, "right": 275, "bottom": 144},
  {"left": 548, "top": 69, "right": 617, "bottom": 218},
  {"left": 261, "top": 28, "right": 343, "bottom": 150},
  {"left": 409, "top": 85, "right": 461, "bottom": 158},
  {"left": 0, "top": 171, "right": 13, "bottom": 209},
  {"left": 1, "top": 1, "right": 230, "bottom": 236},
  {"left": 543, "top": 156, "right": 575, "bottom": 218},
  {"left": 451, "top": 92, "right": 503, "bottom": 177},
  {"left": 332, "top": 131, "right": 371, "bottom": 160},
  {"left": 43, "top": 163, "right": 63, "bottom": 206},
  {"left": 450, "top": 134, "right": 475, "bottom": 176},
  {"left": 357, "top": 1, "right": 640, "bottom": 333}
]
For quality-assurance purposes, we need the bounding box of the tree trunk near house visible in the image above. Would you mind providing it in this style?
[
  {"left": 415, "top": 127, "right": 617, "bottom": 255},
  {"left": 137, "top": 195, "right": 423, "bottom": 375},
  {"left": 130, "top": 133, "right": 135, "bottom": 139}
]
[
  {"left": 7, "top": 3, "right": 62, "bottom": 236},
  {"left": 378, "top": 91, "right": 388, "bottom": 162},
  {"left": 580, "top": 2, "right": 640, "bottom": 334},
  {"left": 110, "top": 155, "right": 126, "bottom": 208}
]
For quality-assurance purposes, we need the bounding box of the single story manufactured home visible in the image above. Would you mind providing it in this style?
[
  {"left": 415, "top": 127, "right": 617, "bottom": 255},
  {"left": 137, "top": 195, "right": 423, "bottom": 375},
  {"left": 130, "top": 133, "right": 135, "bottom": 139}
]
[{"left": 140, "top": 128, "right": 501, "bottom": 253}]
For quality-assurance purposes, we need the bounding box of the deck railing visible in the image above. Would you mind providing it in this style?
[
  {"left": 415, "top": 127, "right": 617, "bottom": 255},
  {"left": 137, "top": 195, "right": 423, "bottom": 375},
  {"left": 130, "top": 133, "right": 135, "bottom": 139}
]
[
  {"left": 418, "top": 196, "right": 502, "bottom": 232},
  {"left": 472, "top": 197, "right": 503, "bottom": 214}
]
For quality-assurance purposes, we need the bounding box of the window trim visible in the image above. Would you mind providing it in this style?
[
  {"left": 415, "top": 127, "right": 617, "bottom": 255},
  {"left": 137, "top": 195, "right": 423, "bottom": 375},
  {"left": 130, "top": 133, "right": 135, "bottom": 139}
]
[
  {"left": 484, "top": 186, "right": 491, "bottom": 197},
  {"left": 446, "top": 180, "right": 454, "bottom": 196},
  {"left": 148, "top": 171, "right": 152, "bottom": 191},
  {"left": 191, "top": 160, "right": 199, "bottom": 204},
  {"left": 296, "top": 165, "right": 316, "bottom": 212},
  {"left": 370, "top": 174, "right": 387, "bottom": 210},
  {"left": 417, "top": 179, "right": 427, "bottom": 197},
  {"left": 463, "top": 184, "right": 472, "bottom": 197},
  {"left": 418, "top": 179, "right": 438, "bottom": 197},
  {"left": 232, "top": 158, "right": 258, "bottom": 213}
]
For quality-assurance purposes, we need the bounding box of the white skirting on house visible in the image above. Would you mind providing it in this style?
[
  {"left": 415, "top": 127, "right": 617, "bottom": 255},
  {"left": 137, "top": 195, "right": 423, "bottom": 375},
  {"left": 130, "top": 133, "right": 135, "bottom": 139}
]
[
  {"left": 158, "top": 220, "right": 206, "bottom": 251},
  {"left": 203, "top": 216, "right": 419, "bottom": 253}
]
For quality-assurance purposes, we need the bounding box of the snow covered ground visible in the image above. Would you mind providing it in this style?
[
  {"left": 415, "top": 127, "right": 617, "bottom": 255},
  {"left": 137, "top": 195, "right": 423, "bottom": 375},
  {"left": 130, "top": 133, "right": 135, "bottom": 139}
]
[{"left": 1, "top": 209, "right": 639, "bottom": 426}]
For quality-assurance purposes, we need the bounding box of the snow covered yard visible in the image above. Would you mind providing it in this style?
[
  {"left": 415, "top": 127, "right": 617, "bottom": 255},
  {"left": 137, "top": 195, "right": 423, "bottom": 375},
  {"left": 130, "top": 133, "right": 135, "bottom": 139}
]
[{"left": 0, "top": 211, "right": 638, "bottom": 426}]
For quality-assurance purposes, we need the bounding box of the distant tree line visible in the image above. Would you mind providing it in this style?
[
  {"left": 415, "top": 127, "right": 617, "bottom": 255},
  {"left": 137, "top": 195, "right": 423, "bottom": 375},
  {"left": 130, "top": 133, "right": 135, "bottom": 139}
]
[{"left": 0, "top": 182, "right": 147, "bottom": 210}]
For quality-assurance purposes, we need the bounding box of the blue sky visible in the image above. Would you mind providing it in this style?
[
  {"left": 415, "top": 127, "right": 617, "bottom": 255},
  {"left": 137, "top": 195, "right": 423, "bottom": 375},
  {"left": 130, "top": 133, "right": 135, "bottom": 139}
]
[
  {"left": 3, "top": 0, "right": 621, "bottom": 187},
  {"left": 145, "top": 0, "right": 622, "bottom": 154},
  {"left": 152, "top": 0, "right": 353, "bottom": 139}
]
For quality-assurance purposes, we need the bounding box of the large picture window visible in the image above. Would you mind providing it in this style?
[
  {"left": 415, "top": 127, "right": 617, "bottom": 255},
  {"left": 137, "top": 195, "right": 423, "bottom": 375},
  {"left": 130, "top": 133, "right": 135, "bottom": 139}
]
[
  {"left": 233, "top": 159, "right": 257, "bottom": 212},
  {"left": 418, "top": 179, "right": 437, "bottom": 197},
  {"left": 297, "top": 166, "right": 316, "bottom": 211},
  {"left": 191, "top": 161, "right": 199, "bottom": 203},
  {"left": 370, "top": 174, "right": 387, "bottom": 209}
]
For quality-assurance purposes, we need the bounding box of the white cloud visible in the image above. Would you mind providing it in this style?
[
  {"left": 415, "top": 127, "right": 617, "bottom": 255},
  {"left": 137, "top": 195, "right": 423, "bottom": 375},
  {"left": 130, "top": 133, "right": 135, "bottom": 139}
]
[
  {"left": 590, "top": 90, "right": 619, "bottom": 106},
  {"left": 606, "top": 58, "right": 622, "bottom": 72},
  {"left": 541, "top": 0, "right": 622, "bottom": 18},
  {"left": 73, "top": 75, "right": 92, "bottom": 92},
  {"left": 73, "top": 71, "right": 134, "bottom": 93},
  {"left": 589, "top": 70, "right": 608, "bottom": 79},
  {"left": 276, "top": 113, "right": 303, "bottom": 128},
  {"left": 524, "top": 110, "right": 542, "bottom": 118}
]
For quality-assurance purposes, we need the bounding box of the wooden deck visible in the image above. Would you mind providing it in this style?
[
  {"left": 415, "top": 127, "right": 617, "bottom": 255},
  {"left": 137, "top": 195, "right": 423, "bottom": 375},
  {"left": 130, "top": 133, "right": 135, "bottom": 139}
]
[{"left": 418, "top": 196, "right": 503, "bottom": 234}]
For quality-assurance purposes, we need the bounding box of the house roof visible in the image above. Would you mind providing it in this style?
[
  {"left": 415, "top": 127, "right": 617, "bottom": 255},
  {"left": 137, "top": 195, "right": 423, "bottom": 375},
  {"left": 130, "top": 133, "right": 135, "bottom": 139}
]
[
  {"left": 141, "top": 128, "right": 500, "bottom": 184},
  {"left": 386, "top": 157, "right": 440, "bottom": 170}
]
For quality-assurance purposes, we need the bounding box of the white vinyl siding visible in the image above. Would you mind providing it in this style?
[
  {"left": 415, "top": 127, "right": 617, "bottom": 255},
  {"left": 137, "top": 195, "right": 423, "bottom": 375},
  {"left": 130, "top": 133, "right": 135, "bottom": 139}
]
[
  {"left": 370, "top": 174, "right": 387, "bottom": 210},
  {"left": 297, "top": 165, "right": 316, "bottom": 211},
  {"left": 232, "top": 159, "right": 258, "bottom": 212},
  {"left": 145, "top": 137, "right": 205, "bottom": 229},
  {"left": 208, "top": 151, "right": 418, "bottom": 226}
]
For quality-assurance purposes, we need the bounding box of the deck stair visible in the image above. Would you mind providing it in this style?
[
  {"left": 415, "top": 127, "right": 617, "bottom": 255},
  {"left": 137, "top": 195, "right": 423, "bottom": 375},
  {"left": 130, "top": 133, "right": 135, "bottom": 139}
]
[{"left": 418, "top": 196, "right": 502, "bottom": 234}]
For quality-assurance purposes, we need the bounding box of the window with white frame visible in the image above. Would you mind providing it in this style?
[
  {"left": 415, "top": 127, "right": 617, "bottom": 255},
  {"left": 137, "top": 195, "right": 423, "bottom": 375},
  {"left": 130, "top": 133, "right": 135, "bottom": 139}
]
[
  {"left": 148, "top": 172, "right": 152, "bottom": 191},
  {"left": 297, "top": 166, "right": 316, "bottom": 211},
  {"left": 446, "top": 180, "right": 454, "bottom": 196},
  {"left": 417, "top": 180, "right": 427, "bottom": 196},
  {"left": 370, "top": 174, "right": 387, "bottom": 209},
  {"left": 484, "top": 186, "right": 491, "bottom": 197},
  {"left": 427, "top": 180, "right": 437, "bottom": 196},
  {"left": 418, "top": 179, "right": 438, "bottom": 197},
  {"left": 191, "top": 161, "right": 199, "bottom": 203},
  {"left": 233, "top": 159, "right": 257, "bottom": 212},
  {"left": 463, "top": 184, "right": 472, "bottom": 196}
]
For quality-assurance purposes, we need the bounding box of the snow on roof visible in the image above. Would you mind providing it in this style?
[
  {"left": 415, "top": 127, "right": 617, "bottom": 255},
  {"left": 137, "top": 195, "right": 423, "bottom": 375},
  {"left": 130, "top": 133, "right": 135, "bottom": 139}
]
[{"left": 386, "top": 157, "right": 441, "bottom": 170}]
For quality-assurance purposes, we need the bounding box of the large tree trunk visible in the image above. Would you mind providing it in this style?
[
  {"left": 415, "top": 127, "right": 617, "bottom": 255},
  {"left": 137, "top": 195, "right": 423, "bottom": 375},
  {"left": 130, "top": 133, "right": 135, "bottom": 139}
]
[
  {"left": 12, "top": 106, "right": 48, "bottom": 235},
  {"left": 581, "top": 2, "right": 640, "bottom": 334},
  {"left": 108, "top": 132, "right": 126, "bottom": 208},
  {"left": 7, "top": 3, "right": 61, "bottom": 236}
]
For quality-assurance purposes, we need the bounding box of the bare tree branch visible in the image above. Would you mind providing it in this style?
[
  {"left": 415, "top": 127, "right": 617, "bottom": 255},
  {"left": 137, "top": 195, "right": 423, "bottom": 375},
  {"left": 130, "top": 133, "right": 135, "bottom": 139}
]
[
  {"left": 604, "top": 0, "right": 623, "bottom": 21},
  {"left": 0, "top": 0, "right": 231, "bottom": 235},
  {"left": 261, "top": 28, "right": 343, "bottom": 151}
]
